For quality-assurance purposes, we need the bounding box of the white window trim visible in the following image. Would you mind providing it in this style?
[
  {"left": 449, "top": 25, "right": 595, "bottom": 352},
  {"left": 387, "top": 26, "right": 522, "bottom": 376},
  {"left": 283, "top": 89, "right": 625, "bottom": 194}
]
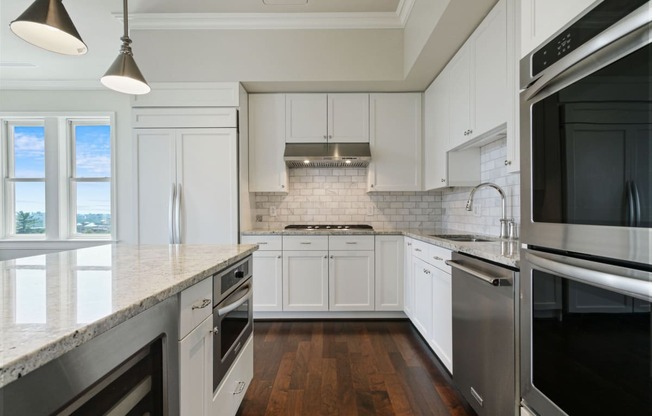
[{"left": 0, "top": 112, "right": 116, "bottom": 243}]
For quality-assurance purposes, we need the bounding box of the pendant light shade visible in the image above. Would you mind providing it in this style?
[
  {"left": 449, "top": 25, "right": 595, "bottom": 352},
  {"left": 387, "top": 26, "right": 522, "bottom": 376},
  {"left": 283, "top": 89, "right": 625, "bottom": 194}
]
[
  {"left": 100, "top": 0, "right": 150, "bottom": 95},
  {"left": 9, "top": 0, "right": 87, "bottom": 55}
]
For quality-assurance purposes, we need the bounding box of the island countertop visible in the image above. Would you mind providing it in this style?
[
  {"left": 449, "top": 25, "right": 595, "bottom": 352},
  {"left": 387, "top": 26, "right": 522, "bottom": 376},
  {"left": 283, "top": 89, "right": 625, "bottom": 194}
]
[{"left": 0, "top": 243, "right": 257, "bottom": 388}]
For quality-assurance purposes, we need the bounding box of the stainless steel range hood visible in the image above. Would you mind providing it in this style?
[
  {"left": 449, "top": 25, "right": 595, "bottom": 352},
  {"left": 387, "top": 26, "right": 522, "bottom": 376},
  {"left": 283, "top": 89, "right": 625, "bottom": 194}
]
[{"left": 284, "top": 143, "right": 371, "bottom": 168}]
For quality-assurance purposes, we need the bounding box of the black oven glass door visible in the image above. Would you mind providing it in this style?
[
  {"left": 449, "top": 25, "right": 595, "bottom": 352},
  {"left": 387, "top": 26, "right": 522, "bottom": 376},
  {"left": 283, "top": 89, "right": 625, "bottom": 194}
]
[
  {"left": 522, "top": 250, "right": 652, "bottom": 416},
  {"left": 220, "top": 297, "right": 250, "bottom": 360},
  {"left": 531, "top": 43, "right": 651, "bottom": 228}
]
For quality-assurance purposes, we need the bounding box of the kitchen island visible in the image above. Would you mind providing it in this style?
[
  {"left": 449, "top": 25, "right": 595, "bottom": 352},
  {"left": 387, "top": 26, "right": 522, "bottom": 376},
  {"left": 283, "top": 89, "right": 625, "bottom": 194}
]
[{"left": 0, "top": 243, "right": 256, "bottom": 414}]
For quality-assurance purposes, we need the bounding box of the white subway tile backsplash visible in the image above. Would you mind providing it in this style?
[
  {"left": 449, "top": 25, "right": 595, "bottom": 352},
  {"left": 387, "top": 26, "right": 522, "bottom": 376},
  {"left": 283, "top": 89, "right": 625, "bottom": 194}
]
[{"left": 252, "top": 137, "right": 520, "bottom": 234}]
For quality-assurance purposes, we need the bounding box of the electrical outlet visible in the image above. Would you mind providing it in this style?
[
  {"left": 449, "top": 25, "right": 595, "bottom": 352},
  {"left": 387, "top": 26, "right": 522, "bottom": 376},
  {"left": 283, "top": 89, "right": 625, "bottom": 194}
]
[
  {"left": 473, "top": 203, "right": 482, "bottom": 217},
  {"left": 366, "top": 205, "right": 374, "bottom": 216},
  {"left": 269, "top": 206, "right": 277, "bottom": 217},
  {"left": 255, "top": 215, "right": 263, "bottom": 222}
]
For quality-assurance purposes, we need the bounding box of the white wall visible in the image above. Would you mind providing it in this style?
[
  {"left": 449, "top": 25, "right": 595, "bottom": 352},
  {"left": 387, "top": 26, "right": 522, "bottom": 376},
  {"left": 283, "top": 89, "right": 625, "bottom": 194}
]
[{"left": 0, "top": 90, "right": 137, "bottom": 244}]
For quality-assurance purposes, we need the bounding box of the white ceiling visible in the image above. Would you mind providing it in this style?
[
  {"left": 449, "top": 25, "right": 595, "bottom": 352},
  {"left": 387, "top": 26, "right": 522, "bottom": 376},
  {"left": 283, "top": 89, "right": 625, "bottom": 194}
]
[{"left": 0, "top": 0, "right": 497, "bottom": 92}]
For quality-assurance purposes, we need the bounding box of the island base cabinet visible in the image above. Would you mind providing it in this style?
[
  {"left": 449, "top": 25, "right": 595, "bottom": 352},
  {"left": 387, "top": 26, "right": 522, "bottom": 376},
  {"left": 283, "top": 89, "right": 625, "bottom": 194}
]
[
  {"left": 211, "top": 335, "right": 254, "bottom": 416},
  {"left": 179, "top": 315, "right": 213, "bottom": 416}
]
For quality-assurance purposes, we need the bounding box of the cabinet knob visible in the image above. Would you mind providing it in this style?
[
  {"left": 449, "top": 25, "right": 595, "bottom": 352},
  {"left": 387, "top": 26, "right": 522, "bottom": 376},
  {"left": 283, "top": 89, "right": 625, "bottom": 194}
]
[
  {"left": 370, "top": 184, "right": 374, "bottom": 188},
  {"left": 324, "top": 255, "right": 328, "bottom": 259},
  {"left": 504, "top": 160, "right": 512, "bottom": 166},
  {"left": 330, "top": 255, "right": 334, "bottom": 259},
  {"left": 441, "top": 178, "right": 446, "bottom": 183},
  {"left": 469, "top": 129, "right": 473, "bottom": 134},
  {"left": 281, "top": 184, "right": 285, "bottom": 189},
  {"left": 328, "top": 135, "right": 332, "bottom": 139},
  {"left": 323, "top": 135, "right": 327, "bottom": 140},
  {"left": 211, "top": 326, "right": 219, "bottom": 334},
  {"left": 277, "top": 255, "right": 282, "bottom": 259},
  {"left": 407, "top": 242, "right": 412, "bottom": 246}
]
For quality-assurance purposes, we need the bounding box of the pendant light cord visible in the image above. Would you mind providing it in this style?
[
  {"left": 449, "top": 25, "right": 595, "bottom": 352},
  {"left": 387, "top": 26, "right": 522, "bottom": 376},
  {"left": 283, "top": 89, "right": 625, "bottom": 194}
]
[{"left": 123, "top": 0, "right": 129, "bottom": 38}]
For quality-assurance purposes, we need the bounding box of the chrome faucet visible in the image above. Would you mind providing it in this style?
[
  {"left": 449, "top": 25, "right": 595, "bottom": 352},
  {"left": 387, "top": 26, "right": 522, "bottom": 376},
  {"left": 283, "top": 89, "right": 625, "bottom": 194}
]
[{"left": 465, "top": 182, "right": 511, "bottom": 239}]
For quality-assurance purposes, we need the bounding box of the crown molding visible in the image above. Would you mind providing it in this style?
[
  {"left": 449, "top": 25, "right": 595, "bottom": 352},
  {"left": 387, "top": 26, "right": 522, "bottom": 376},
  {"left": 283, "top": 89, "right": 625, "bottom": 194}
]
[
  {"left": 0, "top": 79, "right": 105, "bottom": 91},
  {"left": 121, "top": 4, "right": 418, "bottom": 31}
]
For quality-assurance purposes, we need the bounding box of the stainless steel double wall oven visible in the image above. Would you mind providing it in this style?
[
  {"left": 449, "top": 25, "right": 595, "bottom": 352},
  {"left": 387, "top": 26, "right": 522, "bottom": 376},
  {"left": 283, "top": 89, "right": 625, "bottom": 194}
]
[{"left": 520, "top": 1, "right": 651, "bottom": 415}]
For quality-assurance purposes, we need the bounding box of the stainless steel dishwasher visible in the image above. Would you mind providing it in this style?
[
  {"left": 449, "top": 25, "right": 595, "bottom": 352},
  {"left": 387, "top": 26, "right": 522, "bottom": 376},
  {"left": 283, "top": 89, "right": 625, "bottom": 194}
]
[{"left": 446, "top": 252, "right": 519, "bottom": 416}]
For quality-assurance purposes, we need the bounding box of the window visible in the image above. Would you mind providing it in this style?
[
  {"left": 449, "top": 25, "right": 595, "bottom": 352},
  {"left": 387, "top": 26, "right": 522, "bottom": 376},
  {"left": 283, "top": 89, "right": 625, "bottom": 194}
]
[
  {"left": 1, "top": 114, "right": 114, "bottom": 240},
  {"left": 5, "top": 121, "right": 46, "bottom": 236}
]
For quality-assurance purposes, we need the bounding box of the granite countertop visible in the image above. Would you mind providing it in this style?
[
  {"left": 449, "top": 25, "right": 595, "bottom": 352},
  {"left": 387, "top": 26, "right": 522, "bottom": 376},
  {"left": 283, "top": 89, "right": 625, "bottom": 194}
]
[
  {"left": 242, "top": 228, "right": 519, "bottom": 268},
  {"left": 0, "top": 243, "right": 257, "bottom": 388}
]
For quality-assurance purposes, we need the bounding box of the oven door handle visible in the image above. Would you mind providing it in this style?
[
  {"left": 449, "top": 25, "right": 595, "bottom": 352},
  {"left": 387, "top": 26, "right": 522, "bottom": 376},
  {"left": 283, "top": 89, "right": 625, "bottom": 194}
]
[
  {"left": 525, "top": 252, "right": 651, "bottom": 302},
  {"left": 524, "top": 5, "right": 651, "bottom": 102},
  {"left": 217, "top": 285, "right": 252, "bottom": 317},
  {"left": 632, "top": 181, "right": 642, "bottom": 227}
]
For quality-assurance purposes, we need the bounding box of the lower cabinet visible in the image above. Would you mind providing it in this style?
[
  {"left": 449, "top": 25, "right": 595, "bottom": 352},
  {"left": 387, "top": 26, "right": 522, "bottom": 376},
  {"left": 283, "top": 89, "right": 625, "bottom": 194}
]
[
  {"left": 283, "top": 250, "right": 329, "bottom": 311},
  {"left": 430, "top": 266, "right": 453, "bottom": 372},
  {"left": 375, "top": 235, "right": 404, "bottom": 311},
  {"left": 179, "top": 315, "right": 213, "bottom": 416},
  {"left": 329, "top": 251, "right": 375, "bottom": 311},
  {"left": 412, "top": 257, "right": 434, "bottom": 340},
  {"left": 211, "top": 336, "right": 254, "bottom": 416},
  {"left": 252, "top": 251, "right": 283, "bottom": 311},
  {"left": 404, "top": 239, "right": 415, "bottom": 318}
]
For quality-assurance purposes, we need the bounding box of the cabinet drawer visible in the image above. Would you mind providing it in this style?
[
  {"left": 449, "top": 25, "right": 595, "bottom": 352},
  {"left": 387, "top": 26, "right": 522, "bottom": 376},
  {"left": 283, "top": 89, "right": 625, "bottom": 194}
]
[
  {"left": 179, "top": 278, "right": 213, "bottom": 339},
  {"left": 283, "top": 235, "right": 329, "bottom": 251},
  {"left": 429, "top": 244, "right": 452, "bottom": 273},
  {"left": 329, "top": 235, "right": 374, "bottom": 251},
  {"left": 241, "top": 235, "right": 282, "bottom": 251},
  {"left": 212, "top": 335, "right": 254, "bottom": 416},
  {"left": 412, "top": 239, "right": 431, "bottom": 262}
]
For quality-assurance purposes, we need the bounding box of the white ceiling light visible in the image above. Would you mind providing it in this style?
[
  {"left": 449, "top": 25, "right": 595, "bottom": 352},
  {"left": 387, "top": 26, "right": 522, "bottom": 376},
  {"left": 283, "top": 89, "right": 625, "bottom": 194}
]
[
  {"left": 9, "top": 0, "right": 88, "bottom": 55},
  {"left": 101, "top": 0, "right": 150, "bottom": 95}
]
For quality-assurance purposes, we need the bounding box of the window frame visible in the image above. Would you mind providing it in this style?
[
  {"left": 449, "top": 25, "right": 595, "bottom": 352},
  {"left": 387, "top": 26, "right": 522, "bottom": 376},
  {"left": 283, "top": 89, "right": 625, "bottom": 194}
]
[{"left": 0, "top": 112, "right": 116, "bottom": 242}]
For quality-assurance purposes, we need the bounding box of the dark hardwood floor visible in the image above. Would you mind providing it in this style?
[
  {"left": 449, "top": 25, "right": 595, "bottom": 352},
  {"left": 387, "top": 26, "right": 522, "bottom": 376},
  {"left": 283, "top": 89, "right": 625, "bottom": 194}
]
[{"left": 236, "top": 320, "right": 476, "bottom": 416}]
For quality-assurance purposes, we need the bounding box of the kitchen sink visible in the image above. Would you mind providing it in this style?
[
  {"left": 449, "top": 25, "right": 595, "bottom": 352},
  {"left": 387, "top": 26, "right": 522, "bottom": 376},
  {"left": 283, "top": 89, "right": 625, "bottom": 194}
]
[{"left": 429, "top": 234, "right": 495, "bottom": 242}]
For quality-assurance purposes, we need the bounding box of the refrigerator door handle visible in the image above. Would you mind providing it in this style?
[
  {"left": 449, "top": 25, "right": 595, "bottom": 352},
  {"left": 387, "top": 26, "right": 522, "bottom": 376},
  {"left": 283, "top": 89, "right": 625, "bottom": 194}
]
[
  {"left": 626, "top": 182, "right": 634, "bottom": 227},
  {"left": 632, "top": 182, "right": 641, "bottom": 227},
  {"left": 175, "top": 183, "right": 182, "bottom": 244},
  {"left": 169, "top": 184, "right": 176, "bottom": 244}
]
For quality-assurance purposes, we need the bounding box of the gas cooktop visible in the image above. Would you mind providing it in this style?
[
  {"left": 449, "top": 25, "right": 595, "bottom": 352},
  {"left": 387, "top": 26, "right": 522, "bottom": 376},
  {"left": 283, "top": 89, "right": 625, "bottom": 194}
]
[{"left": 284, "top": 224, "right": 373, "bottom": 230}]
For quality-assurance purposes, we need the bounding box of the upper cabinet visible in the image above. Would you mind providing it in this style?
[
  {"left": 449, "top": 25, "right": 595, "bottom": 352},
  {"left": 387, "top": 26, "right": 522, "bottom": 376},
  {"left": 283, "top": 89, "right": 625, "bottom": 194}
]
[
  {"left": 520, "top": 0, "right": 596, "bottom": 58},
  {"left": 448, "top": 0, "right": 508, "bottom": 150},
  {"left": 249, "top": 94, "right": 289, "bottom": 193},
  {"left": 367, "top": 93, "right": 422, "bottom": 192},
  {"left": 285, "top": 93, "right": 369, "bottom": 143}
]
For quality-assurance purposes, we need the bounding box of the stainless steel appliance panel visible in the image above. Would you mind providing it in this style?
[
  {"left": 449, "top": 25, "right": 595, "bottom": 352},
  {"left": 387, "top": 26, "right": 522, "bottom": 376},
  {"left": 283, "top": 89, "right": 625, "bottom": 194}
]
[
  {"left": 450, "top": 252, "right": 518, "bottom": 416},
  {"left": 520, "top": 2, "right": 651, "bottom": 265},
  {"left": 520, "top": 249, "right": 652, "bottom": 416}
]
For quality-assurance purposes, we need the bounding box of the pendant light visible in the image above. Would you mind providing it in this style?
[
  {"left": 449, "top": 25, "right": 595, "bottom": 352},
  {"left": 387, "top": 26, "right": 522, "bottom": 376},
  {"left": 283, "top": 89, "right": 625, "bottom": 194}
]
[
  {"left": 100, "top": 0, "right": 150, "bottom": 95},
  {"left": 9, "top": 0, "right": 87, "bottom": 55}
]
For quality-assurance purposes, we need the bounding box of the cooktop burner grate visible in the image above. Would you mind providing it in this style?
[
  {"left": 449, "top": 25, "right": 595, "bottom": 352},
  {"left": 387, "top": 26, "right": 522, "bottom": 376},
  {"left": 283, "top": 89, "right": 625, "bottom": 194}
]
[{"left": 284, "top": 224, "right": 373, "bottom": 230}]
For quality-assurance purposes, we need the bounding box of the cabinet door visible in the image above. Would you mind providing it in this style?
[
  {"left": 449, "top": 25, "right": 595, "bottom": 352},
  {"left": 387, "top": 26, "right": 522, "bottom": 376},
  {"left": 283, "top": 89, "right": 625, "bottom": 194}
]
[
  {"left": 448, "top": 47, "right": 472, "bottom": 150},
  {"left": 176, "top": 128, "right": 238, "bottom": 244},
  {"left": 136, "top": 129, "right": 176, "bottom": 244},
  {"left": 430, "top": 267, "right": 453, "bottom": 373},
  {"left": 368, "top": 93, "right": 422, "bottom": 192},
  {"left": 252, "top": 251, "right": 283, "bottom": 312},
  {"left": 283, "top": 250, "right": 329, "bottom": 311},
  {"left": 179, "top": 315, "right": 212, "bottom": 416},
  {"left": 424, "top": 70, "right": 450, "bottom": 190},
  {"left": 285, "top": 94, "right": 328, "bottom": 143},
  {"left": 328, "top": 94, "right": 370, "bottom": 143},
  {"left": 375, "top": 236, "right": 404, "bottom": 311},
  {"left": 520, "top": 0, "right": 595, "bottom": 58},
  {"left": 249, "top": 94, "right": 288, "bottom": 193},
  {"left": 404, "top": 239, "right": 415, "bottom": 318},
  {"left": 329, "top": 251, "right": 375, "bottom": 311},
  {"left": 472, "top": 0, "right": 507, "bottom": 136},
  {"left": 412, "top": 257, "right": 433, "bottom": 340}
]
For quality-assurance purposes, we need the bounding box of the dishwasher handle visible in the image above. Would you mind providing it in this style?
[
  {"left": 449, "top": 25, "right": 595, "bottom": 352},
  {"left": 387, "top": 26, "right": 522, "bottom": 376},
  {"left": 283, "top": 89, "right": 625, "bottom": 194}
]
[{"left": 445, "top": 260, "right": 509, "bottom": 287}]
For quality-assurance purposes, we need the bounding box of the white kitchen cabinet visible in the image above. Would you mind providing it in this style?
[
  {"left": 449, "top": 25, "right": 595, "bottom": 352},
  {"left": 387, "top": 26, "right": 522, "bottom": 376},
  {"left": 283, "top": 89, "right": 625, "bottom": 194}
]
[
  {"left": 179, "top": 294, "right": 213, "bottom": 416},
  {"left": 375, "top": 235, "right": 404, "bottom": 311},
  {"left": 520, "top": 0, "right": 596, "bottom": 58},
  {"left": 211, "top": 335, "right": 254, "bottom": 416},
  {"left": 430, "top": 262, "right": 453, "bottom": 373},
  {"left": 424, "top": 68, "right": 481, "bottom": 190},
  {"left": 136, "top": 127, "right": 238, "bottom": 245},
  {"left": 283, "top": 250, "right": 329, "bottom": 311},
  {"left": 367, "top": 93, "right": 422, "bottom": 192},
  {"left": 404, "top": 238, "right": 415, "bottom": 318},
  {"left": 412, "top": 257, "right": 434, "bottom": 340},
  {"left": 329, "top": 251, "right": 375, "bottom": 311},
  {"left": 448, "top": 0, "right": 508, "bottom": 149},
  {"left": 241, "top": 235, "right": 283, "bottom": 312},
  {"left": 249, "top": 94, "right": 288, "bottom": 193},
  {"left": 285, "top": 93, "right": 369, "bottom": 143}
]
